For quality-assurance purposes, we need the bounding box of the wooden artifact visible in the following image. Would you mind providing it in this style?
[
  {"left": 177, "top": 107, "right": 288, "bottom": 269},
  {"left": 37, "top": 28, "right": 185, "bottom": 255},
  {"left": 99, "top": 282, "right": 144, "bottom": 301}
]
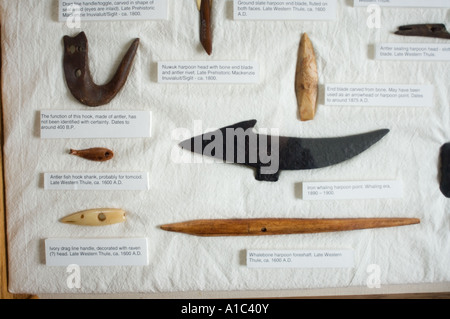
[{"left": 160, "top": 218, "right": 420, "bottom": 237}]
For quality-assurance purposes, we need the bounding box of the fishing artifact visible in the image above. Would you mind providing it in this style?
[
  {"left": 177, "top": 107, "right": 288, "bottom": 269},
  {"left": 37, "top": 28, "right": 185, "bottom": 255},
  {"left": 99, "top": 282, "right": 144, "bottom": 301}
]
[
  {"left": 60, "top": 208, "right": 126, "bottom": 226},
  {"left": 197, "top": 0, "right": 212, "bottom": 55},
  {"left": 160, "top": 217, "right": 420, "bottom": 237},
  {"left": 63, "top": 32, "right": 139, "bottom": 106},
  {"left": 395, "top": 24, "right": 450, "bottom": 39},
  {"left": 295, "top": 33, "right": 318, "bottom": 121},
  {"left": 439, "top": 143, "right": 450, "bottom": 197},
  {"left": 178, "top": 119, "right": 389, "bottom": 182},
  {"left": 69, "top": 147, "right": 114, "bottom": 162}
]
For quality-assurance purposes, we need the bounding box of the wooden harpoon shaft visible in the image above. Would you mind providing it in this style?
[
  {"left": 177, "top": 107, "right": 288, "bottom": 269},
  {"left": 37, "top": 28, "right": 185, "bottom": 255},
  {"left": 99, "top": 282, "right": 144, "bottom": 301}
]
[{"left": 160, "top": 218, "right": 420, "bottom": 237}]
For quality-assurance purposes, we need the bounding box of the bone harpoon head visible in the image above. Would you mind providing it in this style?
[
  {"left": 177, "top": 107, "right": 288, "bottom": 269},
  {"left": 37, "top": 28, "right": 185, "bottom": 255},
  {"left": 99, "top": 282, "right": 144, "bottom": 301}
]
[{"left": 60, "top": 208, "right": 126, "bottom": 226}]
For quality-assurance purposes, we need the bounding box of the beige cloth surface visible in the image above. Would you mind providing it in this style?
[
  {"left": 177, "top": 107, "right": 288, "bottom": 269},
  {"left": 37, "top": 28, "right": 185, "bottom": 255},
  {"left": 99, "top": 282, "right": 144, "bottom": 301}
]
[{"left": 1, "top": 0, "right": 449, "bottom": 294}]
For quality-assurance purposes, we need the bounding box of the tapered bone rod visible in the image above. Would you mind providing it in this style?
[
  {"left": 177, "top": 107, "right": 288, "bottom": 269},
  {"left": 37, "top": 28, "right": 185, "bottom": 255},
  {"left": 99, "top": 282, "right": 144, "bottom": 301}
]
[{"left": 160, "top": 218, "right": 420, "bottom": 237}]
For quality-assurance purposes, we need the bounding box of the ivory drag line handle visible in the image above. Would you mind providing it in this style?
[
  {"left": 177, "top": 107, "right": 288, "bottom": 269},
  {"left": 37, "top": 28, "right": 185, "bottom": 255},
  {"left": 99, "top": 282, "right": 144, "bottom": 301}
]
[
  {"left": 160, "top": 218, "right": 420, "bottom": 237},
  {"left": 60, "top": 208, "right": 126, "bottom": 226}
]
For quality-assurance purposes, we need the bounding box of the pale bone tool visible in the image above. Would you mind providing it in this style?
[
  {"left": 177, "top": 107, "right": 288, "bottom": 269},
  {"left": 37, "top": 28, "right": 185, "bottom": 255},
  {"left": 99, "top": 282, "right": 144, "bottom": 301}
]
[
  {"left": 295, "top": 33, "right": 318, "bottom": 121},
  {"left": 60, "top": 208, "right": 126, "bottom": 226}
]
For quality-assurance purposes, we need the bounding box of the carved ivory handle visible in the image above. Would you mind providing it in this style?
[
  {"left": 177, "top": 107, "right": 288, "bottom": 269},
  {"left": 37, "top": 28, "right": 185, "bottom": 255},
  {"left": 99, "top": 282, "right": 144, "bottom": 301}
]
[{"left": 60, "top": 208, "right": 126, "bottom": 226}]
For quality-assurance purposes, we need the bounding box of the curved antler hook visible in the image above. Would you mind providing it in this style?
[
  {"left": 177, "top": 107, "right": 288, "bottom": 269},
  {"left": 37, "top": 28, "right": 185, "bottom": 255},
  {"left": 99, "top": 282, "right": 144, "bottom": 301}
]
[{"left": 63, "top": 32, "right": 139, "bottom": 107}]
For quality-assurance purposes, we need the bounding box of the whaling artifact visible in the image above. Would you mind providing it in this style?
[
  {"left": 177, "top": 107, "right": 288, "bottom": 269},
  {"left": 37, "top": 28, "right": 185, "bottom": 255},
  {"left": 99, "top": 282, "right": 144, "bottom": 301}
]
[
  {"left": 63, "top": 32, "right": 139, "bottom": 106},
  {"left": 69, "top": 147, "right": 114, "bottom": 162},
  {"left": 197, "top": 0, "right": 212, "bottom": 55},
  {"left": 160, "top": 217, "right": 420, "bottom": 236},
  {"left": 439, "top": 143, "right": 450, "bottom": 198},
  {"left": 60, "top": 208, "right": 126, "bottom": 226},
  {"left": 179, "top": 119, "right": 389, "bottom": 182},
  {"left": 395, "top": 24, "right": 450, "bottom": 39},
  {"left": 295, "top": 33, "right": 318, "bottom": 121}
]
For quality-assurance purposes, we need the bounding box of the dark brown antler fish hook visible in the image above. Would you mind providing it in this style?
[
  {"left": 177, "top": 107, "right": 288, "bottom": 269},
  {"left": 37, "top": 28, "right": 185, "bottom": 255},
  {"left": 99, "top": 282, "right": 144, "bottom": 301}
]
[
  {"left": 197, "top": 0, "right": 212, "bottom": 55},
  {"left": 395, "top": 24, "right": 450, "bottom": 39},
  {"left": 63, "top": 32, "right": 139, "bottom": 107}
]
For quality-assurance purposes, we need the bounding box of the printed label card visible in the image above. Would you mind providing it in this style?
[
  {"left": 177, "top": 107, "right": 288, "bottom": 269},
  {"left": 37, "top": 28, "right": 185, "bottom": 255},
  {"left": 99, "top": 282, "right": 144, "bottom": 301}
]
[
  {"left": 354, "top": 0, "right": 450, "bottom": 7},
  {"left": 40, "top": 110, "right": 152, "bottom": 139},
  {"left": 59, "top": 0, "right": 168, "bottom": 22},
  {"left": 234, "top": 0, "right": 337, "bottom": 20}
]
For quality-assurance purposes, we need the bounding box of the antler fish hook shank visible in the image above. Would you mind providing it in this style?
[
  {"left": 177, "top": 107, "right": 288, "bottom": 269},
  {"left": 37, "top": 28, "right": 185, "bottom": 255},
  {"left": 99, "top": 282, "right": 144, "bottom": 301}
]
[{"left": 63, "top": 32, "right": 139, "bottom": 107}]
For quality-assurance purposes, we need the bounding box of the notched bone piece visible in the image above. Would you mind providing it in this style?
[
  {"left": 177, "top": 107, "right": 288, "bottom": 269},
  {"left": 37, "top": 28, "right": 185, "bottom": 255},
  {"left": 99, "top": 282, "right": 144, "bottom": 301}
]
[
  {"left": 395, "top": 24, "right": 450, "bottom": 39},
  {"left": 63, "top": 32, "right": 139, "bottom": 106},
  {"left": 69, "top": 147, "right": 114, "bottom": 162},
  {"left": 295, "top": 33, "right": 318, "bottom": 121},
  {"left": 60, "top": 208, "right": 126, "bottom": 226}
]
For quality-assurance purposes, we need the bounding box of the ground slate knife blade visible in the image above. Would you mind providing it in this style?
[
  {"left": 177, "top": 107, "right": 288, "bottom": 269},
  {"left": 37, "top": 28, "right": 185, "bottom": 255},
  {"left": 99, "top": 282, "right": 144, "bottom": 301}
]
[
  {"left": 287, "top": 129, "right": 390, "bottom": 170},
  {"left": 179, "top": 120, "right": 389, "bottom": 182}
]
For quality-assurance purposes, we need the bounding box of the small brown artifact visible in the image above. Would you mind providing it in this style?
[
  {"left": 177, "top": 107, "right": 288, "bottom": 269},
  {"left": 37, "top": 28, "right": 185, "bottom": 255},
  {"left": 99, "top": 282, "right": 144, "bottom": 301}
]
[
  {"left": 197, "top": 0, "right": 212, "bottom": 55},
  {"left": 63, "top": 32, "right": 139, "bottom": 106},
  {"left": 69, "top": 147, "right": 114, "bottom": 162},
  {"left": 395, "top": 24, "right": 450, "bottom": 39}
]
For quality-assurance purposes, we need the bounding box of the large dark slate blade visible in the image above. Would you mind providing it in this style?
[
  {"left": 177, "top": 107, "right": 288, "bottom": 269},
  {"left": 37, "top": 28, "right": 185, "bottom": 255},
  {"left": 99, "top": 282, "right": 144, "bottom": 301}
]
[
  {"left": 178, "top": 119, "right": 258, "bottom": 163},
  {"left": 280, "top": 129, "right": 390, "bottom": 170},
  {"left": 179, "top": 119, "right": 389, "bottom": 181}
]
